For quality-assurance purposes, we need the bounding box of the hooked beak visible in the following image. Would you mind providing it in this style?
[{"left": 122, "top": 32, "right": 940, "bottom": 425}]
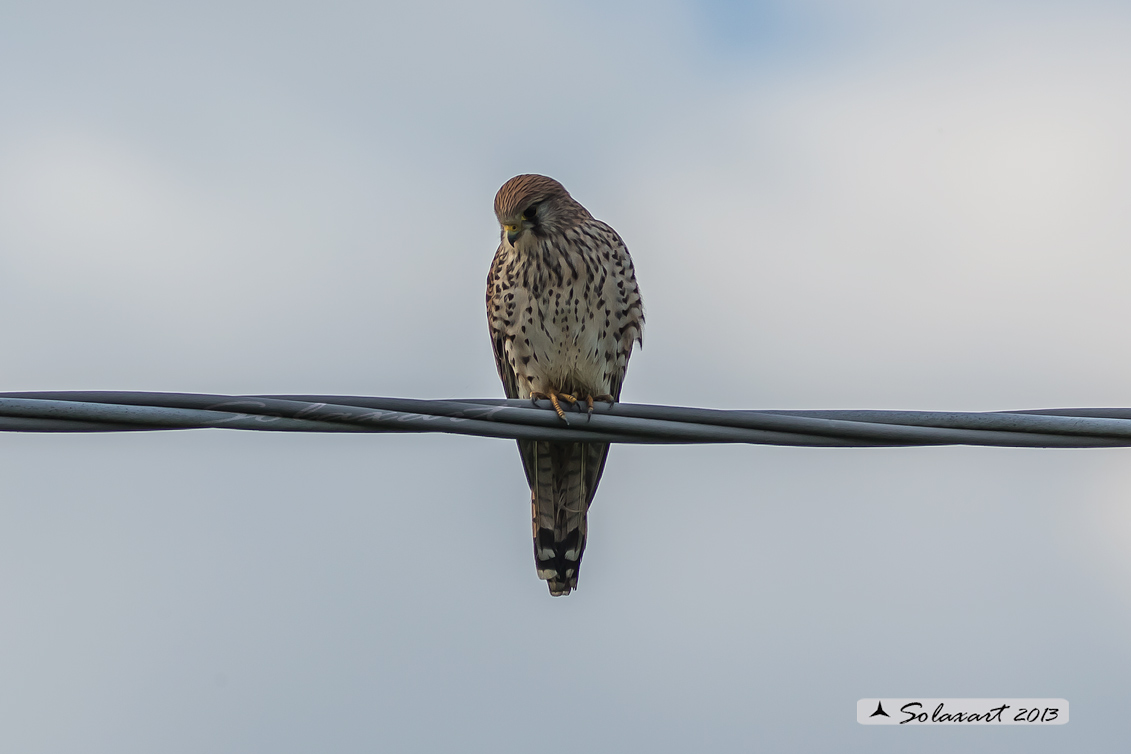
[{"left": 504, "top": 222, "right": 522, "bottom": 245}]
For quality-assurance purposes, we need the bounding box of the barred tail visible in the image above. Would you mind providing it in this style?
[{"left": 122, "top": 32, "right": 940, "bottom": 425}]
[{"left": 517, "top": 440, "right": 610, "bottom": 596}]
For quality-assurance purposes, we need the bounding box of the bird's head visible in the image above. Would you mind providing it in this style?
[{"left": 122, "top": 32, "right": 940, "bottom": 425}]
[{"left": 494, "top": 174, "right": 591, "bottom": 247}]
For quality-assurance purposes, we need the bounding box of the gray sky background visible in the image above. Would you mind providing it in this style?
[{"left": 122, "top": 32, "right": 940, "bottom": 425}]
[{"left": 3, "top": 1, "right": 1131, "bottom": 751}]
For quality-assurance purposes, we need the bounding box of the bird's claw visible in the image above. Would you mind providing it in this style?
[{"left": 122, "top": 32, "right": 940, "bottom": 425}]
[
  {"left": 529, "top": 391, "right": 577, "bottom": 422},
  {"left": 586, "top": 394, "right": 615, "bottom": 417},
  {"left": 531, "top": 392, "right": 612, "bottom": 422}
]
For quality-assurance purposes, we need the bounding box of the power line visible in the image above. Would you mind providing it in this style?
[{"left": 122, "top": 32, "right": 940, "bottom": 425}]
[{"left": 3, "top": 391, "right": 1131, "bottom": 448}]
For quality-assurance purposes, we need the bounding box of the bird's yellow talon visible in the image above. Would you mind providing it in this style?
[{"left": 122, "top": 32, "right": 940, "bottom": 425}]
[
  {"left": 549, "top": 394, "right": 567, "bottom": 421},
  {"left": 530, "top": 391, "right": 572, "bottom": 422}
]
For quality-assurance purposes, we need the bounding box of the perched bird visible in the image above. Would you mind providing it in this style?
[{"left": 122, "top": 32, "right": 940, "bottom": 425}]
[{"left": 486, "top": 174, "right": 644, "bottom": 596}]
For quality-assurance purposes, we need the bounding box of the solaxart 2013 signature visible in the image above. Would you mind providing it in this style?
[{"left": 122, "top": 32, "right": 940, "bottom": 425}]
[
  {"left": 857, "top": 698, "right": 1069, "bottom": 725},
  {"left": 899, "top": 701, "right": 1061, "bottom": 724}
]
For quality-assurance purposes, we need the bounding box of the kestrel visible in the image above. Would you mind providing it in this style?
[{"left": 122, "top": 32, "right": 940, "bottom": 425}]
[{"left": 486, "top": 174, "right": 644, "bottom": 596}]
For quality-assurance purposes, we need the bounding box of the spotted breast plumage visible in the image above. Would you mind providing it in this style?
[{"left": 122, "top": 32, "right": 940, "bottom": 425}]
[{"left": 486, "top": 174, "right": 644, "bottom": 596}]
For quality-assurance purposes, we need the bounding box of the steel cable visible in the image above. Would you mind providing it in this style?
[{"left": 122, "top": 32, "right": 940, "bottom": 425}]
[{"left": 3, "top": 391, "right": 1131, "bottom": 448}]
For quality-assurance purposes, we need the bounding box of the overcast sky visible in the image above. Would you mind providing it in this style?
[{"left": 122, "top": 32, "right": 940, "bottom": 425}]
[{"left": 3, "top": 1, "right": 1131, "bottom": 751}]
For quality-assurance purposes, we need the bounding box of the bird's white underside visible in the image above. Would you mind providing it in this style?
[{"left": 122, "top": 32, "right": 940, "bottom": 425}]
[{"left": 494, "top": 234, "right": 633, "bottom": 399}]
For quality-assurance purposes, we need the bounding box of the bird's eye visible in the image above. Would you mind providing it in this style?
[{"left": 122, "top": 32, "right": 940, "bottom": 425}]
[{"left": 522, "top": 205, "right": 538, "bottom": 220}]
